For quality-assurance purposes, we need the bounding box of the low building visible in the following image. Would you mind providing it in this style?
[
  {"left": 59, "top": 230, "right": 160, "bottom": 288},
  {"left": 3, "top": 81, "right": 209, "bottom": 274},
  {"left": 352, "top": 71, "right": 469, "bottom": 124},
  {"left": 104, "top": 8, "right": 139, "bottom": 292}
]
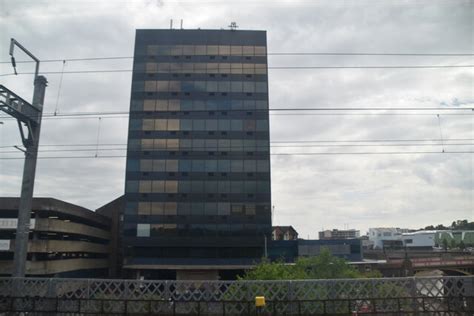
[
  {"left": 0, "top": 197, "right": 111, "bottom": 277},
  {"left": 319, "top": 229, "right": 360, "bottom": 240},
  {"left": 96, "top": 195, "right": 124, "bottom": 278},
  {"left": 368, "top": 227, "right": 412, "bottom": 249},
  {"left": 401, "top": 231, "right": 436, "bottom": 249},
  {"left": 435, "top": 230, "right": 474, "bottom": 247},
  {"left": 268, "top": 238, "right": 362, "bottom": 262},
  {"left": 272, "top": 226, "right": 298, "bottom": 241},
  {"left": 298, "top": 239, "right": 362, "bottom": 261}
]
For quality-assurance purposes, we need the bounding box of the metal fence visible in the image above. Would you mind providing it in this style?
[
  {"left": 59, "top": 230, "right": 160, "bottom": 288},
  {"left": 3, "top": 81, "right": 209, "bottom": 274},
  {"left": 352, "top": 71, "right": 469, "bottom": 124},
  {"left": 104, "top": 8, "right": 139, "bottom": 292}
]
[{"left": 0, "top": 276, "right": 473, "bottom": 315}]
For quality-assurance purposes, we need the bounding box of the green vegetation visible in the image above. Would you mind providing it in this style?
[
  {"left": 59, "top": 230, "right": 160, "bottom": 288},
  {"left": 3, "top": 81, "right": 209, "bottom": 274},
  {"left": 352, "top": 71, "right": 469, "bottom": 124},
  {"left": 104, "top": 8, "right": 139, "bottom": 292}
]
[
  {"left": 239, "top": 248, "right": 381, "bottom": 280},
  {"left": 424, "top": 219, "right": 474, "bottom": 231}
]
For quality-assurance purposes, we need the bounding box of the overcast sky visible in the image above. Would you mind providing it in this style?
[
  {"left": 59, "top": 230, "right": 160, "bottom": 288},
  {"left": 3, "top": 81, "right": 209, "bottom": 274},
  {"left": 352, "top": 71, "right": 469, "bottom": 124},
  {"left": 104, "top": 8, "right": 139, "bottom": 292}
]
[{"left": 0, "top": 0, "right": 472, "bottom": 238}]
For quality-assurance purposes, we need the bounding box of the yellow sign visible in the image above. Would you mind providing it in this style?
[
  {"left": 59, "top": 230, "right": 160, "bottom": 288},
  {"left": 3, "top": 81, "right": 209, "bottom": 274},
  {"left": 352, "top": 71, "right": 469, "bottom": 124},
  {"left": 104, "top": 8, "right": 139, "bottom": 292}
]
[{"left": 255, "top": 296, "right": 265, "bottom": 307}]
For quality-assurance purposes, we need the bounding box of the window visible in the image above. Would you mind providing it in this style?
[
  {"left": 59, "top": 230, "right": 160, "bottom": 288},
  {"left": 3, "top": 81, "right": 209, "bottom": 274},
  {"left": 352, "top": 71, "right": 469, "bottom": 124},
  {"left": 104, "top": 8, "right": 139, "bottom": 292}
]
[
  {"left": 205, "top": 119, "right": 217, "bottom": 131},
  {"left": 256, "top": 120, "right": 268, "bottom": 131},
  {"left": 155, "top": 119, "right": 167, "bottom": 131},
  {"left": 256, "top": 82, "right": 267, "bottom": 93},
  {"left": 218, "top": 160, "right": 230, "bottom": 172},
  {"left": 244, "top": 160, "right": 256, "bottom": 172},
  {"left": 195, "top": 45, "right": 206, "bottom": 55},
  {"left": 153, "top": 160, "right": 166, "bottom": 172},
  {"left": 231, "top": 120, "right": 243, "bottom": 131},
  {"left": 166, "top": 160, "right": 178, "bottom": 172},
  {"left": 143, "top": 119, "right": 155, "bottom": 131},
  {"left": 207, "top": 81, "right": 218, "bottom": 92},
  {"left": 231, "top": 63, "right": 243, "bottom": 75},
  {"left": 207, "top": 45, "right": 219, "bottom": 55},
  {"left": 137, "top": 224, "right": 150, "bottom": 237},
  {"left": 191, "top": 181, "right": 203, "bottom": 193},
  {"left": 205, "top": 203, "right": 218, "bottom": 215},
  {"left": 244, "top": 181, "right": 257, "bottom": 193},
  {"left": 255, "top": 46, "right": 266, "bottom": 56},
  {"left": 231, "top": 181, "right": 244, "bottom": 194},
  {"left": 140, "top": 160, "right": 153, "bottom": 172},
  {"left": 164, "top": 202, "right": 177, "bottom": 215},
  {"left": 219, "top": 45, "right": 230, "bottom": 55},
  {"left": 127, "top": 159, "right": 139, "bottom": 172},
  {"left": 147, "top": 45, "right": 158, "bottom": 55},
  {"left": 231, "top": 45, "right": 243, "bottom": 56},
  {"left": 242, "top": 46, "right": 254, "bottom": 56},
  {"left": 138, "top": 202, "right": 151, "bottom": 215},
  {"left": 165, "top": 181, "right": 178, "bottom": 193},
  {"left": 167, "top": 139, "right": 179, "bottom": 150},
  {"left": 257, "top": 160, "right": 269, "bottom": 173},
  {"left": 156, "top": 100, "right": 168, "bottom": 111},
  {"left": 167, "top": 119, "right": 180, "bottom": 131},
  {"left": 151, "top": 202, "right": 164, "bottom": 215},
  {"left": 218, "top": 181, "right": 230, "bottom": 194},
  {"left": 152, "top": 180, "right": 165, "bottom": 193},
  {"left": 143, "top": 100, "right": 156, "bottom": 111},
  {"left": 168, "top": 99, "right": 180, "bottom": 111},
  {"left": 231, "top": 139, "right": 243, "bottom": 151},
  {"left": 139, "top": 181, "right": 152, "bottom": 193},
  {"left": 205, "top": 160, "right": 217, "bottom": 172},
  {"left": 231, "top": 160, "right": 243, "bottom": 172},
  {"left": 144, "top": 81, "right": 156, "bottom": 92},
  {"left": 243, "top": 82, "right": 255, "bottom": 93},
  {"left": 218, "top": 139, "right": 230, "bottom": 151},
  {"left": 231, "top": 204, "right": 244, "bottom": 214},
  {"left": 217, "top": 203, "right": 230, "bottom": 215},
  {"left": 125, "top": 181, "right": 139, "bottom": 193},
  {"left": 193, "top": 120, "right": 205, "bottom": 131}
]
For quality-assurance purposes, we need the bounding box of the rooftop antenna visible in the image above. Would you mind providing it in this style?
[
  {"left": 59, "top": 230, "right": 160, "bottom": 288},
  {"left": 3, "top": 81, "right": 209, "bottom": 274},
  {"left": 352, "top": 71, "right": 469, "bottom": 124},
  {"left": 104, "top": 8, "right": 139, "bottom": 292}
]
[
  {"left": 180, "top": 19, "right": 183, "bottom": 29},
  {"left": 228, "top": 22, "right": 238, "bottom": 31},
  {"left": 170, "top": 19, "right": 173, "bottom": 29}
]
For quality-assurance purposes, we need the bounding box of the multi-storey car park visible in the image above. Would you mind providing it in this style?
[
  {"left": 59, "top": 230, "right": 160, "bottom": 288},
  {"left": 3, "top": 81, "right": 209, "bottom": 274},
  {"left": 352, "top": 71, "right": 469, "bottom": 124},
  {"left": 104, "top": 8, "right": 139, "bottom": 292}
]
[{"left": 0, "top": 197, "right": 111, "bottom": 277}]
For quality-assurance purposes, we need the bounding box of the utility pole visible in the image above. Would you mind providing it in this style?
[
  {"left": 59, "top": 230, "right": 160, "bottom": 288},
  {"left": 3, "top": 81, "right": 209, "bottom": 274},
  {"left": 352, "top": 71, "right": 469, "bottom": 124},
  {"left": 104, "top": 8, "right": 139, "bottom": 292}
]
[{"left": 0, "top": 38, "right": 47, "bottom": 277}]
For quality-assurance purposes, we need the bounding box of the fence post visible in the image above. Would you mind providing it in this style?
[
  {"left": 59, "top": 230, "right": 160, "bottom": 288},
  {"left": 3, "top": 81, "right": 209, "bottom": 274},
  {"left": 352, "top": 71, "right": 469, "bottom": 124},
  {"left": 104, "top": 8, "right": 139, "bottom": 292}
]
[
  {"left": 465, "top": 277, "right": 474, "bottom": 312},
  {"left": 410, "top": 277, "right": 419, "bottom": 315}
]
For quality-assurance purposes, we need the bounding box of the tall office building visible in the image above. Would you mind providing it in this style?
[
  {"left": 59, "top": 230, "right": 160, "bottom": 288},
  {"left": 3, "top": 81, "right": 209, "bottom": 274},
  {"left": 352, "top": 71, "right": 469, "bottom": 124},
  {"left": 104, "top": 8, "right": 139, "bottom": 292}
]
[{"left": 123, "top": 29, "right": 272, "bottom": 279}]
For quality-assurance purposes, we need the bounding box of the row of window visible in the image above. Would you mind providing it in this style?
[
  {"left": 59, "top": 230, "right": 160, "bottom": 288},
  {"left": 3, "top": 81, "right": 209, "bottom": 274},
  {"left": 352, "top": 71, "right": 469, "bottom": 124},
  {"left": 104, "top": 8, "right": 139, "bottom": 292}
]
[
  {"left": 132, "top": 201, "right": 265, "bottom": 216},
  {"left": 146, "top": 45, "right": 266, "bottom": 56},
  {"left": 130, "top": 119, "right": 269, "bottom": 132},
  {"left": 141, "top": 80, "right": 268, "bottom": 93},
  {"left": 143, "top": 62, "right": 267, "bottom": 75},
  {"left": 127, "top": 159, "right": 270, "bottom": 173},
  {"left": 126, "top": 180, "right": 271, "bottom": 194},
  {"left": 131, "top": 99, "right": 268, "bottom": 112},
  {"left": 136, "top": 223, "right": 269, "bottom": 237},
  {"left": 128, "top": 139, "right": 270, "bottom": 152}
]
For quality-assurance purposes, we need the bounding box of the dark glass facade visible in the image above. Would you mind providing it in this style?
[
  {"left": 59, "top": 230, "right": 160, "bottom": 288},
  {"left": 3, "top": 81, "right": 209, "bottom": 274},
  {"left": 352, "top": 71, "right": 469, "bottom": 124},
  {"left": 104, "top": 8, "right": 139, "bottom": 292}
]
[{"left": 123, "top": 29, "right": 272, "bottom": 270}]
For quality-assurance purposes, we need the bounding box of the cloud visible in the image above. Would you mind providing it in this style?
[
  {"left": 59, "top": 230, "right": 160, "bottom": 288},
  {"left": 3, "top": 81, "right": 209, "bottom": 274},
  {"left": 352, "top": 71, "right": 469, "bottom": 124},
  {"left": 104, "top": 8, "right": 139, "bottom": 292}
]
[{"left": 0, "top": 0, "right": 472, "bottom": 238}]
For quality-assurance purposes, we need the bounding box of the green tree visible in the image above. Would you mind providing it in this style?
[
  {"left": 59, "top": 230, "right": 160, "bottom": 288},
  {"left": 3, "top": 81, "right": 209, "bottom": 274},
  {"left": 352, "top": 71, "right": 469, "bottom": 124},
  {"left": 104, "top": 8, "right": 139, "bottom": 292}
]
[
  {"left": 459, "top": 240, "right": 466, "bottom": 251},
  {"left": 450, "top": 239, "right": 457, "bottom": 249},
  {"left": 442, "top": 238, "right": 448, "bottom": 251},
  {"left": 239, "top": 248, "right": 368, "bottom": 280}
]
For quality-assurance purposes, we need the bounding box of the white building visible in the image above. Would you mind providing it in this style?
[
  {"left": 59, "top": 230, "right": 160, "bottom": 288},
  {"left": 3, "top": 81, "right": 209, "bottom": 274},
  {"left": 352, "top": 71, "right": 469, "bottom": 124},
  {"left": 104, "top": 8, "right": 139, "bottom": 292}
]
[
  {"left": 368, "top": 227, "right": 410, "bottom": 249},
  {"left": 368, "top": 228, "right": 436, "bottom": 249},
  {"left": 401, "top": 231, "right": 436, "bottom": 248}
]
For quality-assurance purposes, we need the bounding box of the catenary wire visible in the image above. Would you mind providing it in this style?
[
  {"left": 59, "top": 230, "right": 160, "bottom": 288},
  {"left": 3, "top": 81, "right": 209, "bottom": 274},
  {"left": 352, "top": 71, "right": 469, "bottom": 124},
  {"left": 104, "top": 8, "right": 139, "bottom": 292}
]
[
  {"left": 0, "top": 151, "right": 472, "bottom": 160},
  {"left": 1, "top": 143, "right": 473, "bottom": 154},
  {"left": 1, "top": 138, "right": 472, "bottom": 149},
  {"left": 1, "top": 64, "right": 473, "bottom": 76},
  {"left": 1, "top": 51, "right": 473, "bottom": 64}
]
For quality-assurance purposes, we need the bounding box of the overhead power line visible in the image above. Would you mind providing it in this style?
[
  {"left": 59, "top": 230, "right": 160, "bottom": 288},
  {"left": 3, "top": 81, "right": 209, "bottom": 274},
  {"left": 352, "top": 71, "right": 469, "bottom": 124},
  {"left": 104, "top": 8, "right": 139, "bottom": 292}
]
[
  {"left": 2, "top": 138, "right": 472, "bottom": 149},
  {"left": 1, "top": 64, "right": 473, "bottom": 76},
  {"left": 1, "top": 143, "right": 473, "bottom": 154},
  {"left": 1, "top": 51, "right": 473, "bottom": 64},
  {"left": 0, "top": 151, "right": 472, "bottom": 160}
]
